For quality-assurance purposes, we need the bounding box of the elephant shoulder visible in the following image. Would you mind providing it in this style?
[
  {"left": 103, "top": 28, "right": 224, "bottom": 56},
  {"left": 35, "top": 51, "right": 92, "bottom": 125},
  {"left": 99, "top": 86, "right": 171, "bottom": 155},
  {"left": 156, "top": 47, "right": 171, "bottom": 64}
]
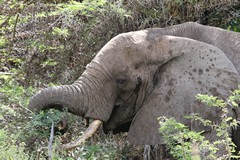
[{"left": 127, "top": 42, "right": 240, "bottom": 145}]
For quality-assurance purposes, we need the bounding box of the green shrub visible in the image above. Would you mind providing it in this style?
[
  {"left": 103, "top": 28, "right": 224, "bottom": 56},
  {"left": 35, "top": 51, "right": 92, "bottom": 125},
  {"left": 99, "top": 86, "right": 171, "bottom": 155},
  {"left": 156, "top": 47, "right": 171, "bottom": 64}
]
[
  {"left": 228, "top": 18, "right": 240, "bottom": 32},
  {"left": 1, "top": 0, "right": 239, "bottom": 86},
  {"left": 159, "top": 117, "right": 217, "bottom": 159},
  {"left": 0, "top": 129, "right": 30, "bottom": 160},
  {"left": 159, "top": 88, "right": 240, "bottom": 159}
]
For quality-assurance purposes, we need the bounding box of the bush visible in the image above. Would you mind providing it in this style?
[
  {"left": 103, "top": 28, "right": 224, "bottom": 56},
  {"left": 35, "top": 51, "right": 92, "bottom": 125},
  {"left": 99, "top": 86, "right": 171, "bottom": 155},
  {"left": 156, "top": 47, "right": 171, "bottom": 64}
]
[
  {"left": 159, "top": 88, "right": 240, "bottom": 159},
  {"left": 0, "top": 129, "right": 30, "bottom": 160},
  {"left": 1, "top": 0, "right": 239, "bottom": 86}
]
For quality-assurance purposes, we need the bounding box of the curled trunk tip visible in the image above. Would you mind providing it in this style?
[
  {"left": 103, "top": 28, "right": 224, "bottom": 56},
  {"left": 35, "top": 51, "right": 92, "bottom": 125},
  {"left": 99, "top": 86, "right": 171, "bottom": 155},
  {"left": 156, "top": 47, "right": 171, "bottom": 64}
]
[{"left": 28, "top": 85, "right": 85, "bottom": 115}]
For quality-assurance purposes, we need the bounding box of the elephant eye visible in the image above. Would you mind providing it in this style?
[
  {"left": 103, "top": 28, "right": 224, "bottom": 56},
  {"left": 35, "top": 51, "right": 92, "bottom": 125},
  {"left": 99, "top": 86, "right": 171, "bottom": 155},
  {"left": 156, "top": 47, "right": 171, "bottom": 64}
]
[{"left": 116, "top": 77, "right": 127, "bottom": 87}]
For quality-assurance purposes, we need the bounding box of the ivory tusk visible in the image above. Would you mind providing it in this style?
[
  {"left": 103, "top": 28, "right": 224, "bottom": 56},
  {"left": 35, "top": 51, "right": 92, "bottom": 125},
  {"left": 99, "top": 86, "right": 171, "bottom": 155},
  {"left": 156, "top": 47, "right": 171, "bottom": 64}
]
[{"left": 61, "top": 119, "right": 102, "bottom": 151}]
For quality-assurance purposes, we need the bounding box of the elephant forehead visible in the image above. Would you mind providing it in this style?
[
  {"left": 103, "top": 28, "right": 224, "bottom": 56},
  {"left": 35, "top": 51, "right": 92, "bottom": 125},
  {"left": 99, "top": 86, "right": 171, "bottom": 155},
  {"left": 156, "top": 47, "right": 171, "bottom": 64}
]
[
  {"left": 98, "top": 30, "right": 147, "bottom": 52},
  {"left": 93, "top": 46, "right": 149, "bottom": 75}
]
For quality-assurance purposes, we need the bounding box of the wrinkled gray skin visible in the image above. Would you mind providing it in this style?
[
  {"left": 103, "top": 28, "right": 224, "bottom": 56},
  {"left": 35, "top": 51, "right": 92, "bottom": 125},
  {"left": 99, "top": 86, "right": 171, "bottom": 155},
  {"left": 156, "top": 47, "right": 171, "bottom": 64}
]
[{"left": 29, "top": 22, "right": 240, "bottom": 152}]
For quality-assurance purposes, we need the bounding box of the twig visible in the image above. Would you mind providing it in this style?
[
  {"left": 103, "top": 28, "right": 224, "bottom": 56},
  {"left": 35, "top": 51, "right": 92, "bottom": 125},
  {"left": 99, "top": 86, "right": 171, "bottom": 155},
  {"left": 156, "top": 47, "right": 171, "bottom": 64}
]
[
  {"left": 144, "top": 145, "right": 151, "bottom": 160},
  {"left": 48, "top": 122, "right": 54, "bottom": 160},
  {"left": 12, "top": 0, "right": 34, "bottom": 40},
  {"left": 12, "top": 13, "right": 20, "bottom": 40},
  {"left": 0, "top": 0, "right": 30, "bottom": 28},
  {"left": 48, "top": 15, "right": 65, "bottom": 28},
  {"left": 0, "top": 72, "right": 14, "bottom": 75}
]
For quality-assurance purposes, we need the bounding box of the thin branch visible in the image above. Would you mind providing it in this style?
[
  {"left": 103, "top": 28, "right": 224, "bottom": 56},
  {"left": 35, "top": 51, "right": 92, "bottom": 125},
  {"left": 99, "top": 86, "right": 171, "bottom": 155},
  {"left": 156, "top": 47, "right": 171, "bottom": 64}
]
[
  {"left": 0, "top": 0, "right": 30, "bottom": 28},
  {"left": 48, "top": 122, "right": 54, "bottom": 160},
  {"left": 0, "top": 72, "right": 14, "bottom": 75},
  {"left": 12, "top": 13, "right": 20, "bottom": 40}
]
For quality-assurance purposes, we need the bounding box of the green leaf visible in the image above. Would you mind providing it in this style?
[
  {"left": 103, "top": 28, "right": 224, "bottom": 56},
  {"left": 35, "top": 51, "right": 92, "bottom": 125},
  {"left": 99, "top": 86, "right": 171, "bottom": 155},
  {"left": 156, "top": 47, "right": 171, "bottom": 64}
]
[
  {"left": 0, "top": 37, "right": 7, "bottom": 48},
  {"left": 0, "top": 74, "right": 11, "bottom": 80},
  {"left": 41, "top": 59, "right": 58, "bottom": 67},
  {"left": 52, "top": 27, "right": 70, "bottom": 38}
]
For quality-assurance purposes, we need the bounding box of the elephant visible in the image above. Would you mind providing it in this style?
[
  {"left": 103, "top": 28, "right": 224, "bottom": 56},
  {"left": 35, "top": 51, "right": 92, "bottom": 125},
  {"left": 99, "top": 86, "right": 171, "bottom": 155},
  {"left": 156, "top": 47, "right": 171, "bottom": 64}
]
[{"left": 28, "top": 22, "right": 240, "bottom": 154}]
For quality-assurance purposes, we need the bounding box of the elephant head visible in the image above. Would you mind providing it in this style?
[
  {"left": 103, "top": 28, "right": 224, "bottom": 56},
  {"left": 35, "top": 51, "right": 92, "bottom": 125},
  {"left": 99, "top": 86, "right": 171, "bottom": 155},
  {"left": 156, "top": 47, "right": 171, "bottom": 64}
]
[{"left": 29, "top": 22, "right": 240, "bottom": 151}]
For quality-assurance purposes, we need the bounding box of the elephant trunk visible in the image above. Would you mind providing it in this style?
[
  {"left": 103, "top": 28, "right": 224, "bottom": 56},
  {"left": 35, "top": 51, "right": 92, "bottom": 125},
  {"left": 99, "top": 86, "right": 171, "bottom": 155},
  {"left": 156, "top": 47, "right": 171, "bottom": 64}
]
[
  {"left": 29, "top": 84, "right": 105, "bottom": 150},
  {"left": 28, "top": 84, "right": 87, "bottom": 116},
  {"left": 29, "top": 63, "right": 116, "bottom": 122}
]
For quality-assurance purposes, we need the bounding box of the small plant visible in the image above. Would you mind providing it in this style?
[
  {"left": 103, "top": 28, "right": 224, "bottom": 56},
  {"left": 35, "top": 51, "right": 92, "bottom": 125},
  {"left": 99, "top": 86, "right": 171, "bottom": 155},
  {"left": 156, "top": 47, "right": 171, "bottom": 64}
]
[
  {"left": 78, "top": 143, "right": 117, "bottom": 160},
  {"left": 159, "top": 88, "right": 240, "bottom": 159},
  {"left": 0, "top": 129, "right": 30, "bottom": 160},
  {"left": 0, "top": 79, "right": 35, "bottom": 107},
  {"left": 159, "top": 117, "right": 218, "bottom": 159},
  {"left": 52, "top": 27, "right": 70, "bottom": 38},
  {"left": 27, "top": 109, "right": 63, "bottom": 136},
  {"left": 227, "top": 18, "right": 240, "bottom": 32}
]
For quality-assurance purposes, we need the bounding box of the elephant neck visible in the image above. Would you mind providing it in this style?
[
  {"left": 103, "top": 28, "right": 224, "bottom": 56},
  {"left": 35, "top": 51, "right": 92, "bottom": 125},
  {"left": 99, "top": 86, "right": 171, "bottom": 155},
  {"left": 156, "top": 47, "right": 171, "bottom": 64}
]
[{"left": 161, "top": 22, "right": 240, "bottom": 73}]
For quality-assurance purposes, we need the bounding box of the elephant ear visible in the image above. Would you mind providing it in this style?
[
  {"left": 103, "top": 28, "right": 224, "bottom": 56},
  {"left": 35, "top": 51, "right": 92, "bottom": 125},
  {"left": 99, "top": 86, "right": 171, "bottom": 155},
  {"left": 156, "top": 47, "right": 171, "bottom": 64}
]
[{"left": 127, "top": 38, "right": 240, "bottom": 145}]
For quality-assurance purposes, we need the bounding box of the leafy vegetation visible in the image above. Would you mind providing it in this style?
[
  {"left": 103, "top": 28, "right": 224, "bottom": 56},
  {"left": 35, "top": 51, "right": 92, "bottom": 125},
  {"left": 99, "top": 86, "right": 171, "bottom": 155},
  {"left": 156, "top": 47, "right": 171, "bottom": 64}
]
[
  {"left": 0, "top": 129, "right": 29, "bottom": 160},
  {"left": 0, "top": 0, "right": 240, "bottom": 159},
  {"left": 159, "top": 89, "right": 240, "bottom": 159}
]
